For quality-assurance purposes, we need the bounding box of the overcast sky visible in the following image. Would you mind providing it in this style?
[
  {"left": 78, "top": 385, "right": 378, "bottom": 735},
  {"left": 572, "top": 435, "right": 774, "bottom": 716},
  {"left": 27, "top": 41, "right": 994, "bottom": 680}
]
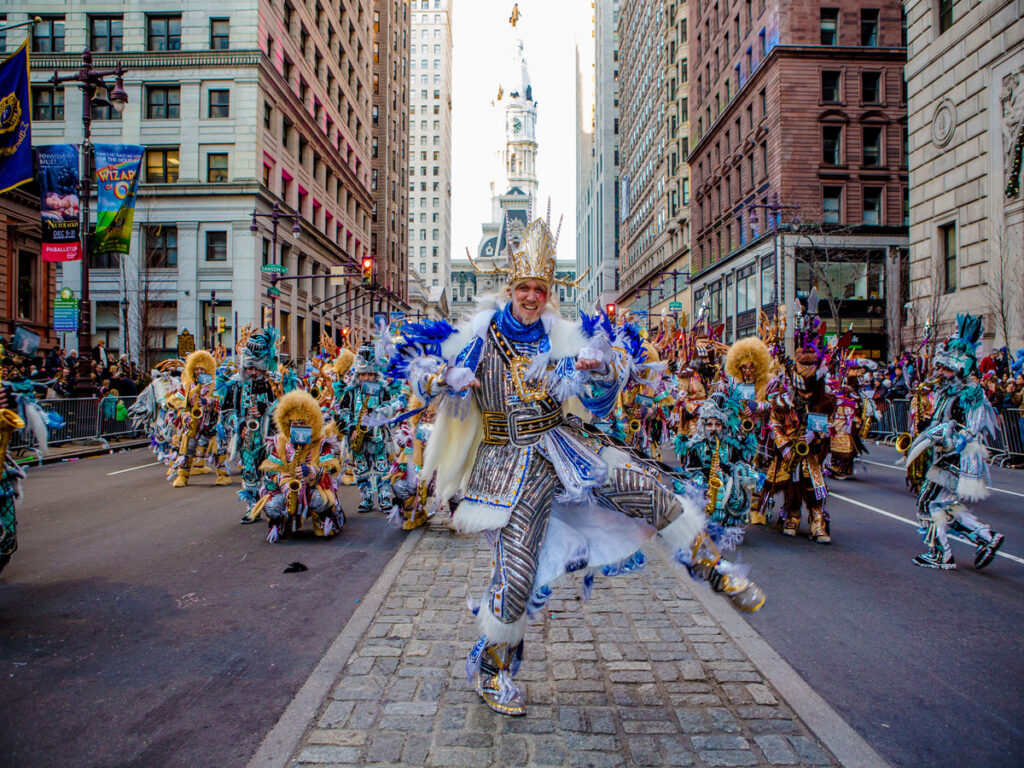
[{"left": 450, "top": 0, "right": 594, "bottom": 263}]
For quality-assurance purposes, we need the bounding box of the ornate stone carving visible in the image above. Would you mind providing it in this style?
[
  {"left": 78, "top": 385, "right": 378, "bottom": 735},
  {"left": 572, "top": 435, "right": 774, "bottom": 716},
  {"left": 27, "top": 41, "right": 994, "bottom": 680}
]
[
  {"left": 931, "top": 99, "right": 957, "bottom": 148},
  {"left": 1000, "top": 67, "right": 1024, "bottom": 199}
]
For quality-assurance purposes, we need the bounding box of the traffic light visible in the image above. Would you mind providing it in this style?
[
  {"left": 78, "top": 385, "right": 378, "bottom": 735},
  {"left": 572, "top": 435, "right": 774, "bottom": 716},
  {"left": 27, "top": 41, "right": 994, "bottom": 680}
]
[
  {"left": 605, "top": 303, "right": 616, "bottom": 321},
  {"left": 216, "top": 316, "right": 226, "bottom": 334},
  {"left": 361, "top": 256, "right": 373, "bottom": 287}
]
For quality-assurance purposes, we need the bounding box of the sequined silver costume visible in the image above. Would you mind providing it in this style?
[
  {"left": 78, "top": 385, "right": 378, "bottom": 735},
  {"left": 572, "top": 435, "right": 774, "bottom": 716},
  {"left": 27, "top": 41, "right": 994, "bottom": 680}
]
[{"left": 397, "top": 298, "right": 764, "bottom": 717}]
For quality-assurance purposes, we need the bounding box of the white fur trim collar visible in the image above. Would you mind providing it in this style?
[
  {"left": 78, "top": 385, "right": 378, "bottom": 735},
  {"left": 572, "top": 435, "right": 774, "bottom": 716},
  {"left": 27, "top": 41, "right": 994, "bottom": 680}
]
[{"left": 441, "top": 297, "right": 587, "bottom": 362}]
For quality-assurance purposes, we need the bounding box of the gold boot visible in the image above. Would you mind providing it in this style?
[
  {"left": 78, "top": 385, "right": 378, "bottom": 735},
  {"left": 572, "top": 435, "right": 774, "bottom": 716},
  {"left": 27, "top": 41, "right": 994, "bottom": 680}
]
[
  {"left": 402, "top": 507, "right": 429, "bottom": 531},
  {"left": 215, "top": 455, "right": 231, "bottom": 485},
  {"left": 748, "top": 492, "right": 766, "bottom": 526},
  {"left": 172, "top": 468, "right": 190, "bottom": 488},
  {"left": 809, "top": 509, "right": 831, "bottom": 544},
  {"left": 782, "top": 511, "right": 801, "bottom": 536},
  {"left": 191, "top": 447, "right": 212, "bottom": 475}
]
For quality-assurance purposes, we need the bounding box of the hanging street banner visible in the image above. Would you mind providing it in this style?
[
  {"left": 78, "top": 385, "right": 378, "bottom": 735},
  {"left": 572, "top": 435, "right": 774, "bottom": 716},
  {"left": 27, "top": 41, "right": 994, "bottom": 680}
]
[
  {"left": 0, "top": 41, "right": 33, "bottom": 194},
  {"left": 93, "top": 144, "right": 144, "bottom": 256},
  {"left": 54, "top": 287, "right": 80, "bottom": 333},
  {"left": 37, "top": 144, "right": 83, "bottom": 262}
]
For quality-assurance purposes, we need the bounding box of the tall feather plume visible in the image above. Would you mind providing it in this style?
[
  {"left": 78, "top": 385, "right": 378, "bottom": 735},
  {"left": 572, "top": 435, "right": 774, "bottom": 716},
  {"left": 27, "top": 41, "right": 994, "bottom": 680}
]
[
  {"left": 554, "top": 214, "right": 563, "bottom": 247},
  {"left": 546, "top": 197, "right": 551, "bottom": 227}
]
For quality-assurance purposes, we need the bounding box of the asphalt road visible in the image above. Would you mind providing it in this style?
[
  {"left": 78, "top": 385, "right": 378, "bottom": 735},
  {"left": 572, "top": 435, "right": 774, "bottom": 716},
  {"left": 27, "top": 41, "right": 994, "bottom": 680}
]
[
  {"left": 738, "top": 443, "right": 1024, "bottom": 768},
  {"left": 0, "top": 449, "right": 404, "bottom": 768}
]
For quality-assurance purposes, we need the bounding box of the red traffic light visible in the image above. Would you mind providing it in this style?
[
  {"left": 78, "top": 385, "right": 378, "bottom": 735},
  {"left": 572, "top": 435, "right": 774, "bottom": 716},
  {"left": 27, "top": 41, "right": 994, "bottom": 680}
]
[
  {"left": 361, "top": 257, "right": 373, "bottom": 286},
  {"left": 605, "top": 303, "right": 616, "bottom": 318}
]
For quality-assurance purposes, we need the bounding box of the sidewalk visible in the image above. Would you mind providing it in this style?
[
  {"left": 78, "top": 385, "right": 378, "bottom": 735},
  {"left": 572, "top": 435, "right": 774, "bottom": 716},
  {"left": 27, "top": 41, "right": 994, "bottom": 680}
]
[{"left": 250, "top": 518, "right": 889, "bottom": 768}]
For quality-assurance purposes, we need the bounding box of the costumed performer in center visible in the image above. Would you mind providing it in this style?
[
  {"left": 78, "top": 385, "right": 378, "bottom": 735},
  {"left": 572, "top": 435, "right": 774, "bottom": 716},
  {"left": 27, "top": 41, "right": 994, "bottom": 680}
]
[{"left": 389, "top": 214, "right": 764, "bottom": 718}]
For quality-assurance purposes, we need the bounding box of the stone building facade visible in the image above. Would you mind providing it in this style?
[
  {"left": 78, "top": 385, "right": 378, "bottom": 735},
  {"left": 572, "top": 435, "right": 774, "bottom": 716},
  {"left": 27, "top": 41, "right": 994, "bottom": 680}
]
[
  {"left": 904, "top": 0, "right": 1024, "bottom": 349},
  {"left": 576, "top": 0, "right": 622, "bottom": 316},
  {"left": 14, "top": 0, "right": 383, "bottom": 365},
  {"left": 616, "top": 0, "right": 672, "bottom": 320},
  {"left": 687, "top": 0, "right": 908, "bottom": 357},
  {"left": 370, "top": 0, "right": 410, "bottom": 317},
  {"left": 408, "top": 0, "right": 454, "bottom": 307}
]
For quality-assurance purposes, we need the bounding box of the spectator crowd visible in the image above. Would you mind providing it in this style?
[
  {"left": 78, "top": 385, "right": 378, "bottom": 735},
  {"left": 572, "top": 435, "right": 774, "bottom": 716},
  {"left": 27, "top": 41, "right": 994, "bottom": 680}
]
[{"left": 2, "top": 339, "right": 151, "bottom": 401}]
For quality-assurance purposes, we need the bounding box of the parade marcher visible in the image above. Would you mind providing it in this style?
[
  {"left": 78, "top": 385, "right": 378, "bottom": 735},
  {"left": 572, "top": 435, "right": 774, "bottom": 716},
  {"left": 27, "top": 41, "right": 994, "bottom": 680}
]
[
  {"left": 252, "top": 389, "right": 344, "bottom": 543},
  {"left": 169, "top": 350, "right": 223, "bottom": 488},
  {"left": 904, "top": 314, "right": 1005, "bottom": 570},
  {"left": 391, "top": 215, "right": 763, "bottom": 717},
  {"left": 764, "top": 290, "right": 836, "bottom": 543},
  {"left": 386, "top": 395, "right": 435, "bottom": 531},
  {"left": 335, "top": 347, "right": 401, "bottom": 513},
  {"left": 723, "top": 331, "right": 776, "bottom": 526},
  {"left": 221, "top": 327, "right": 282, "bottom": 521},
  {"left": 0, "top": 393, "right": 26, "bottom": 575},
  {"left": 675, "top": 389, "right": 761, "bottom": 529}
]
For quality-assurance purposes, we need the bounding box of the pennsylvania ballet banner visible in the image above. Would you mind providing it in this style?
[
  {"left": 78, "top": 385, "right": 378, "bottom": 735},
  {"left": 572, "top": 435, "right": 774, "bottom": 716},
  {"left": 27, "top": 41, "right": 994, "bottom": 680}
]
[
  {"left": 37, "top": 144, "right": 83, "bottom": 262},
  {"left": 93, "top": 143, "right": 144, "bottom": 256},
  {"left": 0, "top": 41, "right": 33, "bottom": 194}
]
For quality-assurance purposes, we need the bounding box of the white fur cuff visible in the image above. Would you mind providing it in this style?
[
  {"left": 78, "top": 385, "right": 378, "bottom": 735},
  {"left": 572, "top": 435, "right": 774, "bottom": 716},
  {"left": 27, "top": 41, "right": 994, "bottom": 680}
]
[
  {"left": 658, "top": 496, "right": 708, "bottom": 553},
  {"left": 478, "top": 600, "right": 530, "bottom": 646},
  {"left": 452, "top": 500, "right": 513, "bottom": 533}
]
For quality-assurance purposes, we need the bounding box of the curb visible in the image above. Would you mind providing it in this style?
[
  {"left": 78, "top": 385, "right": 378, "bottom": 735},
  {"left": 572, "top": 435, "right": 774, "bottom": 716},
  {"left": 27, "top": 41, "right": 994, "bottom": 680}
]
[
  {"left": 22, "top": 439, "right": 150, "bottom": 466},
  {"left": 654, "top": 542, "right": 891, "bottom": 768},
  {"left": 246, "top": 524, "right": 426, "bottom": 768}
]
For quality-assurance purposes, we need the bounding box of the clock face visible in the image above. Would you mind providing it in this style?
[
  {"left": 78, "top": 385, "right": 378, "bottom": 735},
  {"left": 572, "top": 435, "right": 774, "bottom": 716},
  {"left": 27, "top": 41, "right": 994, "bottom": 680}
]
[{"left": 511, "top": 117, "right": 523, "bottom": 134}]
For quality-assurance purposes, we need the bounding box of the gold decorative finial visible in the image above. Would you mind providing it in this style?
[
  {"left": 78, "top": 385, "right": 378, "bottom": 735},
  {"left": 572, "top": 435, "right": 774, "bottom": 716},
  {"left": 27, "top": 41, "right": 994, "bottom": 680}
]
[{"left": 509, "top": 3, "right": 520, "bottom": 27}]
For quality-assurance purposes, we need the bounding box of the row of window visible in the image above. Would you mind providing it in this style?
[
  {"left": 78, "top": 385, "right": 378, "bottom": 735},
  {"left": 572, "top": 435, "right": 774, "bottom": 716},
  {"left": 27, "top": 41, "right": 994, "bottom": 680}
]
[
  {"left": 31, "top": 85, "right": 230, "bottom": 122},
  {"left": 30, "top": 15, "right": 228, "bottom": 54},
  {"left": 699, "top": 183, "right": 908, "bottom": 267},
  {"left": 93, "top": 226, "right": 225, "bottom": 270},
  {"left": 821, "top": 124, "right": 908, "bottom": 168}
]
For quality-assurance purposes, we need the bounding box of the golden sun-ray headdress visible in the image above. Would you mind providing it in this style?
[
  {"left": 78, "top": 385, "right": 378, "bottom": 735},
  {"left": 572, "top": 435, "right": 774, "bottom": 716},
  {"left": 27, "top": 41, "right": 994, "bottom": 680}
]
[{"left": 466, "top": 206, "right": 589, "bottom": 289}]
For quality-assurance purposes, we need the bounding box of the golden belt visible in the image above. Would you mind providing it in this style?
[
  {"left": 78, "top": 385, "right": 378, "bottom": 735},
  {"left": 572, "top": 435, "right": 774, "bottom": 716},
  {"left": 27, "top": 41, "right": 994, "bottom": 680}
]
[{"left": 481, "top": 407, "right": 563, "bottom": 446}]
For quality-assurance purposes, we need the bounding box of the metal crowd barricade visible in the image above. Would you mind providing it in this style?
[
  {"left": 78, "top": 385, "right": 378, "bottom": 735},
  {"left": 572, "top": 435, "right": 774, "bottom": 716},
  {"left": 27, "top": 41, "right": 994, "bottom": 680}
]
[
  {"left": 996, "top": 408, "right": 1024, "bottom": 466},
  {"left": 7, "top": 395, "right": 143, "bottom": 463},
  {"left": 868, "top": 398, "right": 909, "bottom": 443}
]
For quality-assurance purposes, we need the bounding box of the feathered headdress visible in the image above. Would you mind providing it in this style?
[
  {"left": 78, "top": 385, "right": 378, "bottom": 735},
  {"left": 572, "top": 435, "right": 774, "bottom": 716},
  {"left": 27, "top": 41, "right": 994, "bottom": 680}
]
[
  {"left": 794, "top": 288, "right": 826, "bottom": 360},
  {"left": 724, "top": 337, "right": 772, "bottom": 400},
  {"left": 933, "top": 313, "right": 984, "bottom": 377}
]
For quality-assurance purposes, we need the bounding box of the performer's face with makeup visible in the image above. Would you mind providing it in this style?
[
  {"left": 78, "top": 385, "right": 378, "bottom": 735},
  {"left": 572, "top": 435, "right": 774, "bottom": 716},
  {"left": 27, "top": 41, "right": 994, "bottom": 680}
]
[{"left": 511, "top": 279, "right": 548, "bottom": 325}]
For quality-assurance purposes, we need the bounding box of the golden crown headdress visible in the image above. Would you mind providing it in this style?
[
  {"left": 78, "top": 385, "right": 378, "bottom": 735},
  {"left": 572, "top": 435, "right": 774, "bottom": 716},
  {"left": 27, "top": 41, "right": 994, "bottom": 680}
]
[{"left": 466, "top": 202, "right": 589, "bottom": 288}]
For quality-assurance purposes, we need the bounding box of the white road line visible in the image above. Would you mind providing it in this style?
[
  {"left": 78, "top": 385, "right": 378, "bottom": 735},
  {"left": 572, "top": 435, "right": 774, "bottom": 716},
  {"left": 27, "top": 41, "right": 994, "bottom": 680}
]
[
  {"left": 860, "top": 458, "right": 1024, "bottom": 499},
  {"left": 830, "top": 492, "right": 1024, "bottom": 566},
  {"left": 107, "top": 461, "right": 161, "bottom": 476}
]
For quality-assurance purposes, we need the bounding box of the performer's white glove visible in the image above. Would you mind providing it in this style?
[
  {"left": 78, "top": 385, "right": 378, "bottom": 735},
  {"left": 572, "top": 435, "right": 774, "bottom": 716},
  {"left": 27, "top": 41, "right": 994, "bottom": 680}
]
[
  {"left": 576, "top": 346, "right": 609, "bottom": 375},
  {"left": 444, "top": 365, "right": 479, "bottom": 392}
]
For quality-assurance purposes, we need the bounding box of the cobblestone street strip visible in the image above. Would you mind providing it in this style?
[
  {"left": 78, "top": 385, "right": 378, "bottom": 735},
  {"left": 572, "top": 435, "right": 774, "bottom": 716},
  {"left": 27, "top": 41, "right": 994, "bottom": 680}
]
[{"left": 277, "top": 518, "right": 883, "bottom": 768}]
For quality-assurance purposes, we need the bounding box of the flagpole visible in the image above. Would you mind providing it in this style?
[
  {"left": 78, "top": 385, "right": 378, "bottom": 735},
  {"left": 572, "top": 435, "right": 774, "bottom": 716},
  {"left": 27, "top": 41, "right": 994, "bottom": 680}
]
[{"left": 0, "top": 18, "right": 41, "bottom": 35}]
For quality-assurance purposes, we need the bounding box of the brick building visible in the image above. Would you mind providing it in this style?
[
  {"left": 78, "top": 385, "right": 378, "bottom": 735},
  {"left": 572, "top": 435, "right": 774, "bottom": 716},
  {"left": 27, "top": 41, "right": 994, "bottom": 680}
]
[
  {"left": 0, "top": 189, "right": 58, "bottom": 354},
  {"left": 688, "top": 0, "right": 908, "bottom": 358}
]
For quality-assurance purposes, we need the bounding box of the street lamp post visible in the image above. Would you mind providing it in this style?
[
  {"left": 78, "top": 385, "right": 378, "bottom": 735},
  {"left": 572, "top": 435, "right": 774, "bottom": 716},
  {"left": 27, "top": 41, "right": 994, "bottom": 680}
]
[
  {"left": 747, "top": 193, "right": 800, "bottom": 349},
  {"left": 49, "top": 50, "right": 128, "bottom": 394},
  {"left": 250, "top": 201, "right": 301, "bottom": 328}
]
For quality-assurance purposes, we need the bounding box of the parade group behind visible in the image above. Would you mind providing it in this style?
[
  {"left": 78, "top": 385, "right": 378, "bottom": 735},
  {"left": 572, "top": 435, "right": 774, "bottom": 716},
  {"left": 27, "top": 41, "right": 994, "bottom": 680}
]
[{"left": 0, "top": 215, "right": 1006, "bottom": 717}]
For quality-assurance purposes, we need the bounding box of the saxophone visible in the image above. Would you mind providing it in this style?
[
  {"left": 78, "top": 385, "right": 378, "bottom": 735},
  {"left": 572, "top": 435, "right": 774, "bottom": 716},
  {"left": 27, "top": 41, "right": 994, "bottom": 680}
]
[
  {"left": 350, "top": 395, "right": 371, "bottom": 453},
  {"left": 285, "top": 477, "right": 302, "bottom": 518},
  {"left": 705, "top": 438, "right": 723, "bottom": 516}
]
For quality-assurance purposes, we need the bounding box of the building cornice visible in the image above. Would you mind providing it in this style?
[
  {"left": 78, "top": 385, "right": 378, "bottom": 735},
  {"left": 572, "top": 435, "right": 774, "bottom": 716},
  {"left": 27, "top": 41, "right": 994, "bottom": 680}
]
[{"left": 30, "top": 50, "right": 263, "bottom": 71}]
